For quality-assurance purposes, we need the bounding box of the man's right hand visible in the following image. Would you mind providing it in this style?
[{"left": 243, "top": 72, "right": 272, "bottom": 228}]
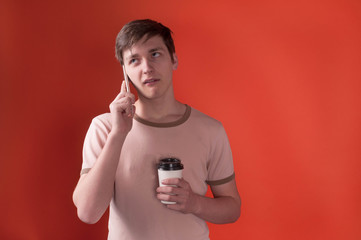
[{"left": 109, "top": 81, "right": 135, "bottom": 134}]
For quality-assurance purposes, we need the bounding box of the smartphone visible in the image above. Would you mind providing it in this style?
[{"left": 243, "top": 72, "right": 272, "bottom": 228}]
[{"left": 122, "top": 65, "right": 130, "bottom": 92}]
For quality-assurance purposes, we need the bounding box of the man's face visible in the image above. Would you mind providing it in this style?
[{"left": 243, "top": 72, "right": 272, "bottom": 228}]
[{"left": 122, "top": 35, "right": 178, "bottom": 100}]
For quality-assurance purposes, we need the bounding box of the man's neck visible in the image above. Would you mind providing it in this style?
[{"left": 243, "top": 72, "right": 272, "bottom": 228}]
[{"left": 134, "top": 97, "right": 186, "bottom": 123}]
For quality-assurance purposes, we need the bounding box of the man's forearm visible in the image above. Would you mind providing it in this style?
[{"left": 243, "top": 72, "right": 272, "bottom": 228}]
[
  {"left": 72, "top": 131, "right": 127, "bottom": 224},
  {"left": 158, "top": 178, "right": 241, "bottom": 224},
  {"left": 193, "top": 194, "right": 241, "bottom": 224}
]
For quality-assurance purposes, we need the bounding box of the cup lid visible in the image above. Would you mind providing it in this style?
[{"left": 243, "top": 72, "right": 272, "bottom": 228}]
[{"left": 158, "top": 158, "right": 184, "bottom": 170}]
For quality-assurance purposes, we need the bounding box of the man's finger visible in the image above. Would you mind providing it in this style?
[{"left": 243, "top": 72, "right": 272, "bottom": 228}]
[
  {"left": 121, "top": 80, "right": 126, "bottom": 93},
  {"left": 113, "top": 81, "right": 128, "bottom": 102},
  {"left": 161, "top": 178, "right": 183, "bottom": 186}
]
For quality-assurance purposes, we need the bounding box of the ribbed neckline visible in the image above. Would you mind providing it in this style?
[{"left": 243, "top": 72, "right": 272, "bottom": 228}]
[{"left": 134, "top": 105, "right": 191, "bottom": 128}]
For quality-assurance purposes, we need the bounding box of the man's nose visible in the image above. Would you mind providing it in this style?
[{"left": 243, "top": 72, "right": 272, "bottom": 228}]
[{"left": 142, "top": 59, "right": 153, "bottom": 74}]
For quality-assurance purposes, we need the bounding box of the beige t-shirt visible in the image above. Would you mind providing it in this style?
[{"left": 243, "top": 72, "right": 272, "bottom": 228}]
[{"left": 81, "top": 105, "right": 235, "bottom": 240}]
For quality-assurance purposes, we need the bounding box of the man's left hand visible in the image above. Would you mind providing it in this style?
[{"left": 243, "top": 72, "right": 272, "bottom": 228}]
[{"left": 156, "top": 178, "right": 201, "bottom": 214}]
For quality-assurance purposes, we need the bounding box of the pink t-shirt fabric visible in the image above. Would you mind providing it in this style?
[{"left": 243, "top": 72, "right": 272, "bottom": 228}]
[{"left": 81, "top": 105, "right": 235, "bottom": 240}]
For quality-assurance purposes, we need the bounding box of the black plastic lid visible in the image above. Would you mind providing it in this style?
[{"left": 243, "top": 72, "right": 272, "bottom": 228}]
[{"left": 158, "top": 158, "right": 184, "bottom": 170}]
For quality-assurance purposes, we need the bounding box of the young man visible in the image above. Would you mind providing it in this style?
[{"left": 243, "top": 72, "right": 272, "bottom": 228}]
[{"left": 73, "top": 19, "right": 241, "bottom": 240}]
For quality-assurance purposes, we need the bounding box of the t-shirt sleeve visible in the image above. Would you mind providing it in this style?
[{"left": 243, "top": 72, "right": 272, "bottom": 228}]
[
  {"left": 81, "top": 115, "right": 110, "bottom": 175},
  {"left": 206, "top": 124, "right": 235, "bottom": 185}
]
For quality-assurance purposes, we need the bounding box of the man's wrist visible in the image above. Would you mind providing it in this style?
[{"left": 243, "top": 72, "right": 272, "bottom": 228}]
[
  {"left": 108, "top": 129, "right": 128, "bottom": 141},
  {"left": 192, "top": 194, "right": 204, "bottom": 216}
]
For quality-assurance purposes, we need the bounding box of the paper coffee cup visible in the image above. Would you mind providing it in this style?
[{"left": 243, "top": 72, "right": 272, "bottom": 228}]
[{"left": 158, "top": 158, "right": 184, "bottom": 204}]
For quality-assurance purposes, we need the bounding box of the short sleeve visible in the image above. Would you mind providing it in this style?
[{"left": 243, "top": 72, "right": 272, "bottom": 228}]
[
  {"left": 81, "top": 114, "right": 111, "bottom": 175},
  {"left": 206, "top": 124, "right": 235, "bottom": 185}
]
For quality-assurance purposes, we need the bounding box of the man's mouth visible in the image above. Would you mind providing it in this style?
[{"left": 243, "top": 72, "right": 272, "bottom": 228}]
[{"left": 144, "top": 78, "right": 160, "bottom": 84}]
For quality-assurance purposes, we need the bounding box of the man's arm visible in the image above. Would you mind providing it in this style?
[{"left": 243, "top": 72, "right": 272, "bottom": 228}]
[
  {"left": 156, "top": 178, "right": 241, "bottom": 224},
  {"left": 72, "top": 82, "right": 135, "bottom": 224},
  {"left": 72, "top": 131, "right": 127, "bottom": 224}
]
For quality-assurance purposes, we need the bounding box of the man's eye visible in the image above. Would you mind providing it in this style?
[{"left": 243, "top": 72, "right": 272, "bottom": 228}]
[
  {"left": 129, "top": 59, "right": 137, "bottom": 64},
  {"left": 152, "top": 52, "right": 160, "bottom": 57}
]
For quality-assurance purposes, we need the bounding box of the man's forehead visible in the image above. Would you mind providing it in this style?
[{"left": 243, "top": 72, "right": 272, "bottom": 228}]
[{"left": 123, "top": 35, "right": 166, "bottom": 58}]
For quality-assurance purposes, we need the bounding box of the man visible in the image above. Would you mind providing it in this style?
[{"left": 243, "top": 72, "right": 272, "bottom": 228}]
[{"left": 73, "top": 19, "right": 241, "bottom": 240}]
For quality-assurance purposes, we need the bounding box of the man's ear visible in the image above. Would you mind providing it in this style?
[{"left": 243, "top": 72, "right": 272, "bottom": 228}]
[{"left": 172, "top": 53, "right": 178, "bottom": 70}]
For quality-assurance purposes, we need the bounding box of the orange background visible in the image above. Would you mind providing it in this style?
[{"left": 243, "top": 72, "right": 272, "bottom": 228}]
[{"left": 1, "top": 0, "right": 360, "bottom": 239}]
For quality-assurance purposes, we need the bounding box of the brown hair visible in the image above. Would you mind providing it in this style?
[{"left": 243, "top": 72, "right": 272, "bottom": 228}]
[{"left": 115, "top": 19, "right": 176, "bottom": 65}]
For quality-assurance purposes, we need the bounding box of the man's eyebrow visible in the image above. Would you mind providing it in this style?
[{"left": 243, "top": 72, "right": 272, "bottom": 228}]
[
  {"left": 125, "top": 47, "right": 166, "bottom": 61},
  {"left": 149, "top": 47, "right": 165, "bottom": 53},
  {"left": 125, "top": 53, "right": 139, "bottom": 61}
]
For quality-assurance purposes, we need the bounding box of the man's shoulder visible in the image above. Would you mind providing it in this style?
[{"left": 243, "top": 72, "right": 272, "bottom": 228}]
[
  {"left": 189, "top": 107, "right": 223, "bottom": 129},
  {"left": 93, "top": 112, "right": 111, "bottom": 120},
  {"left": 89, "top": 113, "right": 112, "bottom": 129}
]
